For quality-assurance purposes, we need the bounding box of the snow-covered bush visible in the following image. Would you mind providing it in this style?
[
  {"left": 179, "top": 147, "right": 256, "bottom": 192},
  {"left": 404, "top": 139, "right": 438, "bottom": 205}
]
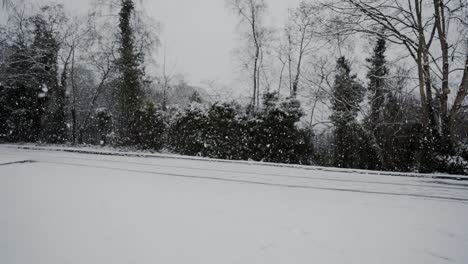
[
  {"left": 78, "top": 108, "right": 113, "bottom": 145},
  {"left": 133, "top": 102, "right": 166, "bottom": 150},
  {"left": 435, "top": 155, "right": 468, "bottom": 175},
  {"left": 167, "top": 103, "right": 208, "bottom": 156},
  {"left": 95, "top": 108, "right": 113, "bottom": 146},
  {"left": 202, "top": 102, "right": 247, "bottom": 160},
  {"left": 247, "top": 93, "right": 311, "bottom": 164},
  {"left": 167, "top": 95, "right": 313, "bottom": 164}
]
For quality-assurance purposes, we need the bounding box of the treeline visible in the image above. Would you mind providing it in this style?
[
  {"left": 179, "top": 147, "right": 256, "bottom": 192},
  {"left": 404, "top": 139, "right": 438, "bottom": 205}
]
[
  {"left": 0, "top": 2, "right": 309, "bottom": 165},
  {"left": 0, "top": 0, "right": 467, "bottom": 174}
]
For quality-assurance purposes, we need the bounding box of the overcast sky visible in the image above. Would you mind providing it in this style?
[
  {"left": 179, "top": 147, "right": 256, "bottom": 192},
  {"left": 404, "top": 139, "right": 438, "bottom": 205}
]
[{"left": 50, "top": 0, "right": 301, "bottom": 88}]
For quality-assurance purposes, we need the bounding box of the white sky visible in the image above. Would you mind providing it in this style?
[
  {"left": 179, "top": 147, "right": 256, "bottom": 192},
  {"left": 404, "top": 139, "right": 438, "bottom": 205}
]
[{"left": 55, "top": 0, "right": 302, "bottom": 88}]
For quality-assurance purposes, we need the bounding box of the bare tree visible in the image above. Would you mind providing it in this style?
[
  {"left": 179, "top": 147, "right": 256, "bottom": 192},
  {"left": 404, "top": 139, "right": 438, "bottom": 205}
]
[
  {"left": 275, "top": 48, "right": 286, "bottom": 94},
  {"left": 1, "top": 0, "right": 18, "bottom": 9},
  {"left": 228, "top": 0, "right": 269, "bottom": 111},
  {"left": 59, "top": 14, "right": 95, "bottom": 144},
  {"left": 286, "top": 1, "right": 323, "bottom": 97},
  {"left": 322, "top": 0, "right": 468, "bottom": 154},
  {"left": 158, "top": 46, "right": 176, "bottom": 111},
  {"left": 75, "top": 18, "right": 120, "bottom": 143}
]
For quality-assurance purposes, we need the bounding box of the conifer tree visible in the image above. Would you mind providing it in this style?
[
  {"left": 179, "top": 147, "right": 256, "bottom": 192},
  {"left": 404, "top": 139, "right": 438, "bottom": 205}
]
[
  {"left": 30, "top": 9, "right": 66, "bottom": 143},
  {"left": 2, "top": 35, "right": 41, "bottom": 142},
  {"left": 330, "top": 57, "right": 364, "bottom": 168},
  {"left": 363, "top": 35, "right": 389, "bottom": 169},
  {"left": 367, "top": 36, "right": 388, "bottom": 129},
  {"left": 0, "top": 7, "right": 65, "bottom": 143},
  {"left": 117, "top": 0, "right": 144, "bottom": 144}
]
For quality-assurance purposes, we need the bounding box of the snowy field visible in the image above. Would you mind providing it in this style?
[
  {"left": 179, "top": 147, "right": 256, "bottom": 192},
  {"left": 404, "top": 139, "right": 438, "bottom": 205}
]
[{"left": 1, "top": 145, "right": 468, "bottom": 264}]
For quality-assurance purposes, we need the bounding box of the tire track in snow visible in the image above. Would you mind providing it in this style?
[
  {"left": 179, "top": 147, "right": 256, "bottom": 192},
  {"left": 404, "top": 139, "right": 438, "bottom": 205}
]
[
  {"left": 4, "top": 145, "right": 468, "bottom": 181},
  {"left": 2, "top": 151, "right": 467, "bottom": 191},
  {"left": 37, "top": 160, "right": 468, "bottom": 202},
  {"left": 0, "top": 160, "right": 36, "bottom": 166}
]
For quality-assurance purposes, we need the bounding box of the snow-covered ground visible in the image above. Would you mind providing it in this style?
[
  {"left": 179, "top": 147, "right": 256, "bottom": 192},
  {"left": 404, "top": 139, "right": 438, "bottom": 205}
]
[{"left": 1, "top": 145, "right": 468, "bottom": 264}]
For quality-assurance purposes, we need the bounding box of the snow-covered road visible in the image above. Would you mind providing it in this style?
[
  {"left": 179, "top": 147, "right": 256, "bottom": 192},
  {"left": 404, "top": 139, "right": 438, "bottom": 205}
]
[{"left": 1, "top": 145, "right": 468, "bottom": 264}]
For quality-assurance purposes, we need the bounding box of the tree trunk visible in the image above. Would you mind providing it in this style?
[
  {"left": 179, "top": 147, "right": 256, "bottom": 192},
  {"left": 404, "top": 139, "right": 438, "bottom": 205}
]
[
  {"left": 433, "top": 0, "right": 452, "bottom": 153},
  {"left": 71, "top": 48, "right": 77, "bottom": 144},
  {"left": 292, "top": 32, "right": 305, "bottom": 97}
]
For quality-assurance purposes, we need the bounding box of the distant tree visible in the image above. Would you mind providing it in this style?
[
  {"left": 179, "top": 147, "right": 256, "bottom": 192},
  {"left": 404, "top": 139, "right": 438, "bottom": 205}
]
[
  {"left": 285, "top": 1, "right": 319, "bottom": 97},
  {"left": 330, "top": 57, "right": 364, "bottom": 168},
  {"left": 1, "top": 0, "right": 17, "bottom": 9},
  {"left": 189, "top": 91, "right": 203, "bottom": 104},
  {"left": 228, "top": 0, "right": 269, "bottom": 111},
  {"left": 157, "top": 48, "right": 175, "bottom": 111}
]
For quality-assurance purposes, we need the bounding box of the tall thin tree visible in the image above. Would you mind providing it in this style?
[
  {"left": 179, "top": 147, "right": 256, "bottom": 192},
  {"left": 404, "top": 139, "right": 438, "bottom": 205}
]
[{"left": 117, "top": 0, "right": 144, "bottom": 144}]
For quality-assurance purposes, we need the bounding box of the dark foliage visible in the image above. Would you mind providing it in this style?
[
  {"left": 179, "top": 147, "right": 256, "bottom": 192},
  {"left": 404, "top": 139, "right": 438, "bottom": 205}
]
[
  {"left": 330, "top": 57, "right": 365, "bottom": 168},
  {"left": 202, "top": 102, "right": 247, "bottom": 159},
  {"left": 248, "top": 93, "right": 311, "bottom": 164},
  {"left": 95, "top": 109, "right": 113, "bottom": 146},
  {"left": 167, "top": 105, "right": 207, "bottom": 156},
  {"left": 133, "top": 102, "right": 166, "bottom": 150},
  {"left": 167, "top": 95, "right": 312, "bottom": 165},
  {"left": 31, "top": 9, "right": 66, "bottom": 143},
  {"left": 77, "top": 108, "right": 113, "bottom": 145},
  {"left": 0, "top": 6, "right": 65, "bottom": 143}
]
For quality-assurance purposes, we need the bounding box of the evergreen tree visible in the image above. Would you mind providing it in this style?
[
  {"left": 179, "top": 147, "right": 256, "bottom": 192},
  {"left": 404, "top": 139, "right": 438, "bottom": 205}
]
[
  {"left": 367, "top": 36, "right": 388, "bottom": 129},
  {"left": 248, "top": 93, "right": 310, "bottom": 164},
  {"left": 364, "top": 38, "right": 426, "bottom": 171},
  {"left": 330, "top": 57, "right": 365, "bottom": 168},
  {"left": 0, "top": 84, "right": 7, "bottom": 139},
  {"left": 30, "top": 9, "right": 66, "bottom": 143},
  {"left": 117, "top": 0, "right": 144, "bottom": 145},
  {"left": 363, "top": 35, "right": 389, "bottom": 169},
  {"left": 1, "top": 19, "right": 43, "bottom": 142}
]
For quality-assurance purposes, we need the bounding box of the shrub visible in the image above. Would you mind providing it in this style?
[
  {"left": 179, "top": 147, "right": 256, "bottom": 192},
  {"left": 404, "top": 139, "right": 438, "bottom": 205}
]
[
  {"left": 166, "top": 96, "right": 312, "bottom": 165},
  {"left": 167, "top": 103, "right": 208, "bottom": 156},
  {"left": 202, "top": 102, "right": 247, "bottom": 160},
  {"left": 133, "top": 102, "right": 166, "bottom": 150},
  {"left": 247, "top": 93, "right": 311, "bottom": 164}
]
